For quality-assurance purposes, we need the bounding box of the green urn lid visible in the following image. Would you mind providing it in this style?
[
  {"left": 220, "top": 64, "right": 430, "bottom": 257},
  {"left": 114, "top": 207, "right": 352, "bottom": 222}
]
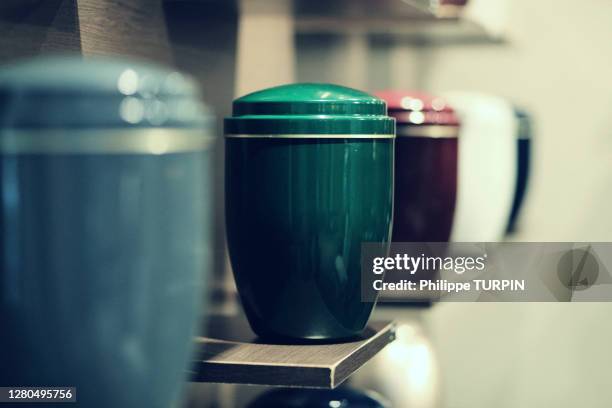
[{"left": 225, "top": 83, "right": 395, "bottom": 136}]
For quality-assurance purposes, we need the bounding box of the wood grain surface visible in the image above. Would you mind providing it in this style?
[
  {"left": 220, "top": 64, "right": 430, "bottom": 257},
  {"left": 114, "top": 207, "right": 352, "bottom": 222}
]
[
  {"left": 190, "top": 315, "right": 396, "bottom": 388},
  {"left": 76, "top": 0, "right": 172, "bottom": 63},
  {"left": 0, "top": 0, "right": 81, "bottom": 60}
]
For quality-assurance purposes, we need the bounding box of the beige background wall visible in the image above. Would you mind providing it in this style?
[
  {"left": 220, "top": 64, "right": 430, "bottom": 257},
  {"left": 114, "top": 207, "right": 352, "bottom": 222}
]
[{"left": 399, "top": 1, "right": 612, "bottom": 407}]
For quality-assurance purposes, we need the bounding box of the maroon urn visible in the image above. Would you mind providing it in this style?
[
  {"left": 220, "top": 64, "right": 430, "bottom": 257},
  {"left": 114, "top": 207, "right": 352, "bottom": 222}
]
[{"left": 375, "top": 91, "right": 460, "bottom": 243}]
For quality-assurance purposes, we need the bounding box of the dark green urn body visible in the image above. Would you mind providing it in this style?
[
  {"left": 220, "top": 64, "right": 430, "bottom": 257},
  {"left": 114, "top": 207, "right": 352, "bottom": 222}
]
[{"left": 225, "top": 84, "right": 395, "bottom": 340}]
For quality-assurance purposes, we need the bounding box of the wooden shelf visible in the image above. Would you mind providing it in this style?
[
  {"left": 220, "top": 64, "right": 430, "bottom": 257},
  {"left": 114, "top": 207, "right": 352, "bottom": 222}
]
[
  {"left": 189, "top": 315, "right": 396, "bottom": 389},
  {"left": 157, "top": 0, "right": 506, "bottom": 46},
  {"left": 294, "top": 0, "right": 505, "bottom": 46}
]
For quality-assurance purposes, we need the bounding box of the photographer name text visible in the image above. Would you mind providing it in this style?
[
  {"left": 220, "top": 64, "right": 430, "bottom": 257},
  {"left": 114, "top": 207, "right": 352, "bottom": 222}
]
[{"left": 373, "top": 279, "right": 526, "bottom": 293}]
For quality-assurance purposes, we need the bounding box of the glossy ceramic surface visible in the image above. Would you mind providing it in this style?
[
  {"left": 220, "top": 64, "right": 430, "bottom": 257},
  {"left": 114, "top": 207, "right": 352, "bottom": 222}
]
[
  {"left": 247, "top": 387, "right": 389, "bottom": 408},
  {"left": 225, "top": 83, "right": 394, "bottom": 135},
  {"left": 376, "top": 90, "right": 460, "bottom": 127},
  {"left": 393, "top": 135, "right": 457, "bottom": 242},
  {"left": 507, "top": 109, "right": 532, "bottom": 233},
  {"left": 0, "top": 152, "right": 210, "bottom": 407},
  {"left": 351, "top": 309, "right": 441, "bottom": 408},
  {"left": 376, "top": 91, "right": 458, "bottom": 243},
  {"left": 0, "top": 57, "right": 213, "bottom": 408},
  {"left": 226, "top": 138, "right": 393, "bottom": 340},
  {"left": 225, "top": 84, "right": 394, "bottom": 340},
  {"left": 0, "top": 56, "right": 210, "bottom": 129},
  {"left": 444, "top": 92, "right": 517, "bottom": 242}
]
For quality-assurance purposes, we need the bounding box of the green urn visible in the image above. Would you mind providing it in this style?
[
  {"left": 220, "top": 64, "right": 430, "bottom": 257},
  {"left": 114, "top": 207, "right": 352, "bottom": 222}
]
[{"left": 225, "top": 83, "right": 395, "bottom": 341}]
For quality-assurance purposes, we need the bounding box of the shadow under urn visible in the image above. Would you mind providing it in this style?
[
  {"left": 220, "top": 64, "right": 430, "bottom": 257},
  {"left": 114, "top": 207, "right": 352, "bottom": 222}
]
[
  {"left": 0, "top": 57, "right": 214, "bottom": 407},
  {"left": 375, "top": 91, "right": 459, "bottom": 243},
  {"left": 225, "top": 83, "right": 395, "bottom": 341}
]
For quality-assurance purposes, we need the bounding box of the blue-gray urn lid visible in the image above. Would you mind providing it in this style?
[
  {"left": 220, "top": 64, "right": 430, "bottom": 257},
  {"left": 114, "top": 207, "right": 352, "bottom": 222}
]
[{"left": 0, "top": 55, "right": 213, "bottom": 129}]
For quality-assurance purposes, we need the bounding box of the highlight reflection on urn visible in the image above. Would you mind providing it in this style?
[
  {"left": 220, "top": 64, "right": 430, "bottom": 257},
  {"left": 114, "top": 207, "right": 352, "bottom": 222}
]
[
  {"left": 375, "top": 91, "right": 459, "bottom": 243},
  {"left": 225, "top": 84, "right": 395, "bottom": 341}
]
